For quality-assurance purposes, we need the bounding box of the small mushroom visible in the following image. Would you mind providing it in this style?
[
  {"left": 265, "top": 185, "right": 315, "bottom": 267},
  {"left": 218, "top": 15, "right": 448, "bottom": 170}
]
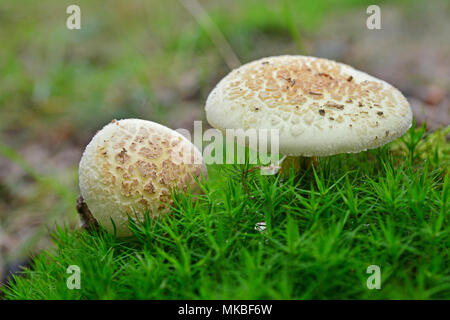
[
  {"left": 205, "top": 55, "right": 412, "bottom": 176},
  {"left": 78, "top": 119, "right": 207, "bottom": 237}
]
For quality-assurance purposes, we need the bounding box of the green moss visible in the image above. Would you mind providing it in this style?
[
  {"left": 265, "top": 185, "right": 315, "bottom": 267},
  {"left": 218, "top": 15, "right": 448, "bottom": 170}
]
[{"left": 2, "top": 125, "right": 449, "bottom": 300}]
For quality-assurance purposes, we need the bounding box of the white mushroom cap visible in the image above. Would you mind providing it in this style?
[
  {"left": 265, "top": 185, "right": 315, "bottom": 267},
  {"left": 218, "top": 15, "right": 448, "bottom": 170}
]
[
  {"left": 205, "top": 55, "right": 412, "bottom": 156},
  {"left": 79, "top": 119, "right": 207, "bottom": 237}
]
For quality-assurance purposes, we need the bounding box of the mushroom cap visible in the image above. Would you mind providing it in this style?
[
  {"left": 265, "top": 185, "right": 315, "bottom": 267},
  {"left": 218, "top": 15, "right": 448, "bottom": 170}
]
[
  {"left": 205, "top": 55, "right": 412, "bottom": 156},
  {"left": 79, "top": 119, "right": 207, "bottom": 237}
]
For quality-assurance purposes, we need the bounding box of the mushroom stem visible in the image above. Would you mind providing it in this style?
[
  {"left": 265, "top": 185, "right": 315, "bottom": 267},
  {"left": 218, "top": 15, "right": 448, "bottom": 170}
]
[
  {"left": 76, "top": 195, "right": 100, "bottom": 233},
  {"left": 279, "top": 156, "right": 319, "bottom": 177},
  {"left": 306, "top": 156, "right": 319, "bottom": 169}
]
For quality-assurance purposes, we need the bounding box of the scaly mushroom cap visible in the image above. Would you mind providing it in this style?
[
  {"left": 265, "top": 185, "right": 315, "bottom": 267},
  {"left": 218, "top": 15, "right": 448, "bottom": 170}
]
[
  {"left": 205, "top": 55, "right": 412, "bottom": 156},
  {"left": 79, "top": 119, "right": 207, "bottom": 237}
]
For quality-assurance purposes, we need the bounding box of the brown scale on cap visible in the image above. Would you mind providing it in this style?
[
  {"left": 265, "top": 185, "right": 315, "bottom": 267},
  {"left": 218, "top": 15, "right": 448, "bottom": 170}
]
[
  {"left": 138, "top": 143, "right": 162, "bottom": 159},
  {"left": 136, "top": 160, "right": 157, "bottom": 178},
  {"left": 116, "top": 148, "right": 130, "bottom": 164},
  {"left": 143, "top": 181, "right": 156, "bottom": 194},
  {"left": 221, "top": 57, "right": 398, "bottom": 116}
]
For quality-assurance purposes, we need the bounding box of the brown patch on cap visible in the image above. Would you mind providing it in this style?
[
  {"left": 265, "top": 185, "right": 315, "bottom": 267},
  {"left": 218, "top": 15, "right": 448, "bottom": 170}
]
[
  {"left": 325, "top": 101, "right": 344, "bottom": 110},
  {"left": 116, "top": 148, "right": 130, "bottom": 164},
  {"left": 143, "top": 181, "right": 156, "bottom": 194}
]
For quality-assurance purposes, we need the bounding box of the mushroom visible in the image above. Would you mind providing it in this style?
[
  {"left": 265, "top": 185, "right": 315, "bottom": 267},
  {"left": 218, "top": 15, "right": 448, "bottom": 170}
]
[
  {"left": 205, "top": 55, "right": 412, "bottom": 175},
  {"left": 78, "top": 119, "right": 207, "bottom": 237}
]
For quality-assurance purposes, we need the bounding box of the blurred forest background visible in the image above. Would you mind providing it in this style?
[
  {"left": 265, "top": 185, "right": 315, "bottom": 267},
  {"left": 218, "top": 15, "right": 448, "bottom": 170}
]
[{"left": 0, "top": 0, "right": 449, "bottom": 284}]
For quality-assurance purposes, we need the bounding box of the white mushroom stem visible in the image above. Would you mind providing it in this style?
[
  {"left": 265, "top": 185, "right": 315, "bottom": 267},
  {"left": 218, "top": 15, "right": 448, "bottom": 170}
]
[{"left": 278, "top": 156, "right": 319, "bottom": 176}]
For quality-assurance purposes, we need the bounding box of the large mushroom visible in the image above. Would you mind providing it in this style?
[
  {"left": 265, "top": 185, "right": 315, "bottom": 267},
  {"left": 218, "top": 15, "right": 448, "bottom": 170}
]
[
  {"left": 205, "top": 55, "right": 412, "bottom": 175},
  {"left": 78, "top": 119, "right": 207, "bottom": 237}
]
